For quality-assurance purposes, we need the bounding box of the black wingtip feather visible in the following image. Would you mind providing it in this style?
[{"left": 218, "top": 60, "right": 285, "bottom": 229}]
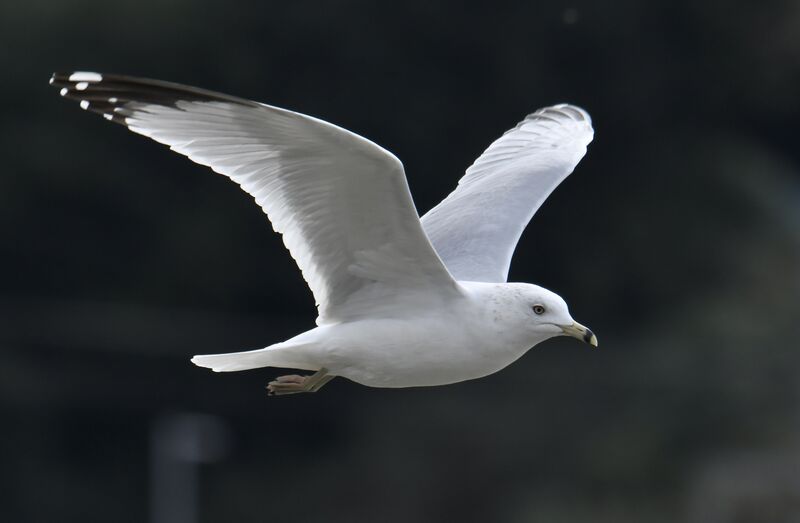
[{"left": 50, "top": 71, "right": 258, "bottom": 126}]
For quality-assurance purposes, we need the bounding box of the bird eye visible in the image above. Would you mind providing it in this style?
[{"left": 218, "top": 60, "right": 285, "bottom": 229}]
[{"left": 532, "top": 305, "right": 545, "bottom": 315}]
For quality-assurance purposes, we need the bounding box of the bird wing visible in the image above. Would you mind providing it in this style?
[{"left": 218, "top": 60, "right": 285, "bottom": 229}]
[
  {"left": 51, "top": 72, "right": 460, "bottom": 324},
  {"left": 420, "top": 104, "right": 593, "bottom": 282}
]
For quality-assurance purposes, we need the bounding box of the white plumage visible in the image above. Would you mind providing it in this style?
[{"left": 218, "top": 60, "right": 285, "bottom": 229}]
[
  {"left": 422, "top": 105, "right": 593, "bottom": 282},
  {"left": 52, "top": 72, "right": 597, "bottom": 395},
  {"left": 124, "top": 99, "right": 460, "bottom": 324}
]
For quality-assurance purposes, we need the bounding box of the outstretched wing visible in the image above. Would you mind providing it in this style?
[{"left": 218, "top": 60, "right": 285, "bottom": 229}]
[
  {"left": 420, "top": 104, "right": 593, "bottom": 282},
  {"left": 51, "top": 72, "right": 459, "bottom": 323}
]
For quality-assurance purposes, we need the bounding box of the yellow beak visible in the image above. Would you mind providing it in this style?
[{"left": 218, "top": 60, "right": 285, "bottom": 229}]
[{"left": 560, "top": 321, "right": 598, "bottom": 347}]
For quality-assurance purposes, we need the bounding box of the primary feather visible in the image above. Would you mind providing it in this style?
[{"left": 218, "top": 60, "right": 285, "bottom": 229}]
[{"left": 51, "top": 72, "right": 459, "bottom": 324}]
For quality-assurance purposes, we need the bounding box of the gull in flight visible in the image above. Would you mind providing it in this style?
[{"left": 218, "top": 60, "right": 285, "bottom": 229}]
[{"left": 51, "top": 71, "right": 598, "bottom": 396}]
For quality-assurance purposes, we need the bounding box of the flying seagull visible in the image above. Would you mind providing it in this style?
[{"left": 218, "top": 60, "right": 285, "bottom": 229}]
[{"left": 51, "top": 71, "right": 597, "bottom": 396}]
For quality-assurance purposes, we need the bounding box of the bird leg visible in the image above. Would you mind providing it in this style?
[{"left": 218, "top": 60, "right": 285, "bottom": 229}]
[{"left": 267, "top": 368, "right": 334, "bottom": 396}]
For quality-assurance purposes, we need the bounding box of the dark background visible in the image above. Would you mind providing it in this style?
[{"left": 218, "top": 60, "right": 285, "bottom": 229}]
[{"left": 2, "top": 1, "right": 799, "bottom": 522}]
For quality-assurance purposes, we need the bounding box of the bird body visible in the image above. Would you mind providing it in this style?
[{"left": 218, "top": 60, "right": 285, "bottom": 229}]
[
  {"left": 51, "top": 71, "right": 598, "bottom": 395},
  {"left": 193, "top": 282, "right": 569, "bottom": 388}
]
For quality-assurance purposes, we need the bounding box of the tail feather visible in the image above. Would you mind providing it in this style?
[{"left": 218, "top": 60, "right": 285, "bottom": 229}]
[{"left": 191, "top": 344, "right": 318, "bottom": 373}]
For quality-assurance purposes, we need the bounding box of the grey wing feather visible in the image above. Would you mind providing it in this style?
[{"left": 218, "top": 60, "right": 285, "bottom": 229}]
[
  {"left": 421, "top": 104, "right": 594, "bottom": 282},
  {"left": 52, "top": 72, "right": 459, "bottom": 323}
]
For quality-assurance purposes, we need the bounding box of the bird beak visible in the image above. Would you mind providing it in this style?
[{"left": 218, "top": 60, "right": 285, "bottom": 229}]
[{"left": 560, "top": 321, "right": 598, "bottom": 347}]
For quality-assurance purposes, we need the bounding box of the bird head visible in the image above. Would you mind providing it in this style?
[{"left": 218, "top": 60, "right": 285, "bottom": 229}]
[{"left": 513, "top": 283, "right": 598, "bottom": 347}]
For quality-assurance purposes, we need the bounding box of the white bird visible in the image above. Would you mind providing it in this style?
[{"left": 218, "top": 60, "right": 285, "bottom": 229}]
[{"left": 52, "top": 71, "right": 598, "bottom": 395}]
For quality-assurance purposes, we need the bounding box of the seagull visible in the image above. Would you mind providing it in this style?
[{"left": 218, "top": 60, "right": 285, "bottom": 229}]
[{"left": 51, "top": 71, "right": 598, "bottom": 396}]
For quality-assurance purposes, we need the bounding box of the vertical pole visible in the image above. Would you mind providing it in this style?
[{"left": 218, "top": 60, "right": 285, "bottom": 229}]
[{"left": 149, "top": 413, "right": 231, "bottom": 523}]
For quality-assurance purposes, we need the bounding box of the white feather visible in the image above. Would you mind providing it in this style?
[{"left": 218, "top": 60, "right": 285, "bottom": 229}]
[
  {"left": 117, "top": 98, "right": 460, "bottom": 323},
  {"left": 421, "top": 104, "right": 593, "bottom": 282}
]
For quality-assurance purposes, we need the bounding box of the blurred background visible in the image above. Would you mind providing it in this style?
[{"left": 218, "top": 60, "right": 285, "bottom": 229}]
[{"left": 2, "top": 1, "right": 799, "bottom": 521}]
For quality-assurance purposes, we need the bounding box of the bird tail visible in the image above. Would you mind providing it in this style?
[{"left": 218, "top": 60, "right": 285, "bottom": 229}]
[{"left": 191, "top": 341, "right": 319, "bottom": 373}]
